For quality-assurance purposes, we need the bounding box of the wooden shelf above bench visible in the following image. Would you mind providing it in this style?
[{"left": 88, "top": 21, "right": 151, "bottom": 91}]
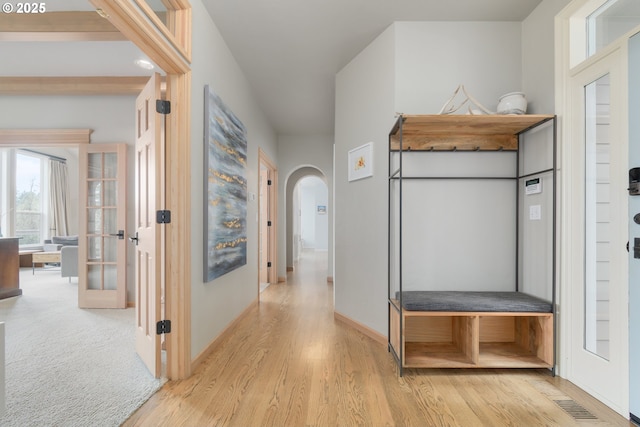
[{"left": 389, "top": 114, "right": 555, "bottom": 152}]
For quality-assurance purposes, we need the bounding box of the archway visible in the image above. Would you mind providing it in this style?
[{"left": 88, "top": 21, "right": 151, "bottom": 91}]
[{"left": 285, "top": 166, "right": 329, "bottom": 277}]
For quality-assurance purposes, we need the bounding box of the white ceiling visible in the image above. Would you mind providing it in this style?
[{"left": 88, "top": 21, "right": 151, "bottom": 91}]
[
  {"left": 2, "top": 0, "right": 545, "bottom": 135},
  {"left": 200, "top": 0, "right": 543, "bottom": 134}
]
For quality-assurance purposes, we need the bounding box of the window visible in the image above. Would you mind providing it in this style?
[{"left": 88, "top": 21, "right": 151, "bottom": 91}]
[
  {"left": 0, "top": 149, "right": 51, "bottom": 247},
  {"left": 587, "top": 0, "right": 640, "bottom": 58},
  {"left": 568, "top": 0, "right": 640, "bottom": 68},
  {"left": 15, "top": 151, "right": 46, "bottom": 245}
]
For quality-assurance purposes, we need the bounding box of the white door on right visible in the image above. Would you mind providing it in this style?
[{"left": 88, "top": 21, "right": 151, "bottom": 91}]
[{"left": 568, "top": 46, "right": 629, "bottom": 416}]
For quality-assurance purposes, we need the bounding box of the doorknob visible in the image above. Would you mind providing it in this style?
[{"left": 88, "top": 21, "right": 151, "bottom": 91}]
[
  {"left": 129, "top": 232, "right": 139, "bottom": 246},
  {"left": 109, "top": 230, "right": 125, "bottom": 240}
]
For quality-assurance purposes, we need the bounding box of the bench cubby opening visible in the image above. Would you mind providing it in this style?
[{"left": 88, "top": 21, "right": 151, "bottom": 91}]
[{"left": 390, "top": 306, "right": 554, "bottom": 369}]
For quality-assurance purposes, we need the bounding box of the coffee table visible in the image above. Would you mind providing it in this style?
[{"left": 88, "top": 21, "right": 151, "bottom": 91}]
[{"left": 32, "top": 251, "right": 61, "bottom": 274}]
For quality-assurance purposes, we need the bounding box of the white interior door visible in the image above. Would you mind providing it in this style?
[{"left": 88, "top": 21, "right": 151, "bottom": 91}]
[
  {"left": 78, "top": 143, "right": 127, "bottom": 309},
  {"left": 567, "top": 46, "right": 629, "bottom": 416},
  {"left": 134, "top": 73, "right": 162, "bottom": 378}
]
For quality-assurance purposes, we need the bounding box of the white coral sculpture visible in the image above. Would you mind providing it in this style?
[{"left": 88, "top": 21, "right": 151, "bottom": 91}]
[{"left": 438, "top": 84, "right": 494, "bottom": 115}]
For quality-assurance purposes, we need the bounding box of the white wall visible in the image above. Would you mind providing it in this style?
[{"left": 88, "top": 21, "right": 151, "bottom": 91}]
[
  {"left": 522, "top": 0, "right": 571, "bottom": 113},
  {"left": 292, "top": 183, "right": 301, "bottom": 262},
  {"left": 0, "top": 95, "right": 137, "bottom": 302},
  {"left": 189, "top": 0, "right": 278, "bottom": 360},
  {"left": 335, "top": 25, "right": 396, "bottom": 333},
  {"left": 299, "top": 176, "right": 328, "bottom": 250},
  {"left": 395, "top": 22, "right": 522, "bottom": 114}
]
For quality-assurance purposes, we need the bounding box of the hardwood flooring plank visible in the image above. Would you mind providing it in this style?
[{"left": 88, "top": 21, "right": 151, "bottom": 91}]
[{"left": 123, "top": 251, "right": 631, "bottom": 427}]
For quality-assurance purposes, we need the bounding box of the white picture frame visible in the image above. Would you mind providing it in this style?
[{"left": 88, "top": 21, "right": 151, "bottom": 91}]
[{"left": 348, "top": 142, "right": 373, "bottom": 182}]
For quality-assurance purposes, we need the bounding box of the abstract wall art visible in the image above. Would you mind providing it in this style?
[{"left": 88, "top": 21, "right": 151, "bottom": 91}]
[{"left": 204, "top": 85, "right": 248, "bottom": 282}]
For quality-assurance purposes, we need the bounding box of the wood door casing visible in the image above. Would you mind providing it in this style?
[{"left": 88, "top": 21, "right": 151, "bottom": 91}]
[
  {"left": 258, "top": 149, "right": 278, "bottom": 286},
  {"left": 259, "top": 167, "right": 269, "bottom": 284}
]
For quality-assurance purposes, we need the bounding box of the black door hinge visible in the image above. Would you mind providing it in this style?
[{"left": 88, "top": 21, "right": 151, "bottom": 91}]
[
  {"left": 267, "top": 221, "right": 272, "bottom": 226},
  {"left": 267, "top": 262, "right": 272, "bottom": 268},
  {"left": 267, "top": 180, "right": 272, "bottom": 186},
  {"left": 156, "top": 100, "right": 171, "bottom": 114},
  {"left": 157, "top": 210, "right": 171, "bottom": 224},
  {"left": 156, "top": 320, "right": 171, "bottom": 335}
]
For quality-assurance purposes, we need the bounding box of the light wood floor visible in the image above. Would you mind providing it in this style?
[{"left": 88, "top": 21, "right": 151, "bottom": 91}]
[{"left": 124, "top": 251, "right": 632, "bottom": 427}]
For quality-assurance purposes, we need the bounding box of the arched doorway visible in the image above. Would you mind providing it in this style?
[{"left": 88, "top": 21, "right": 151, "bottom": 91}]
[{"left": 285, "top": 167, "right": 330, "bottom": 279}]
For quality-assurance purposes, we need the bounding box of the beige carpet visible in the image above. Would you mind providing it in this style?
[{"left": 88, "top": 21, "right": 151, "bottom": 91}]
[{"left": 0, "top": 268, "right": 165, "bottom": 426}]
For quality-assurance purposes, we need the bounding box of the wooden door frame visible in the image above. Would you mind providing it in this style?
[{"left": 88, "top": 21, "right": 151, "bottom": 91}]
[
  {"left": 258, "top": 148, "right": 278, "bottom": 290},
  {"left": 89, "top": 0, "right": 192, "bottom": 380},
  {"left": 0, "top": 0, "right": 192, "bottom": 379}
]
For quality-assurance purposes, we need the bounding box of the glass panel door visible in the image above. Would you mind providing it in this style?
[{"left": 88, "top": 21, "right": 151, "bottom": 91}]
[
  {"left": 568, "top": 46, "right": 628, "bottom": 416},
  {"left": 584, "top": 74, "right": 611, "bottom": 360},
  {"left": 78, "top": 143, "right": 127, "bottom": 309}
]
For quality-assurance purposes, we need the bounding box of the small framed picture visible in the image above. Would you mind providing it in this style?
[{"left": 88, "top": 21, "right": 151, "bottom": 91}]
[
  {"left": 348, "top": 142, "right": 373, "bottom": 182},
  {"left": 317, "top": 205, "right": 327, "bottom": 214}
]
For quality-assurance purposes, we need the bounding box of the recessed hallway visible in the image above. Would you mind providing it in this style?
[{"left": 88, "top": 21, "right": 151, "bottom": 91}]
[{"left": 124, "top": 250, "right": 630, "bottom": 426}]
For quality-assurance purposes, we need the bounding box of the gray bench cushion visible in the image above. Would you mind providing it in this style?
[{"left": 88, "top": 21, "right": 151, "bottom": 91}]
[{"left": 399, "top": 291, "right": 552, "bottom": 313}]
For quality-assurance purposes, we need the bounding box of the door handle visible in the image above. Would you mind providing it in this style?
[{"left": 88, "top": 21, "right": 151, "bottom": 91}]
[
  {"left": 129, "top": 232, "right": 139, "bottom": 246},
  {"left": 632, "top": 238, "right": 640, "bottom": 259},
  {"left": 109, "top": 230, "right": 125, "bottom": 240}
]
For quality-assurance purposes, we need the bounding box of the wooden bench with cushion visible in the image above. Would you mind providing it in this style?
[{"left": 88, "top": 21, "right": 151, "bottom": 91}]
[{"left": 389, "top": 291, "right": 554, "bottom": 369}]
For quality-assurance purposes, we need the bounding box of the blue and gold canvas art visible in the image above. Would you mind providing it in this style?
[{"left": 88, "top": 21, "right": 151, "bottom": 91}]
[{"left": 204, "top": 86, "right": 247, "bottom": 281}]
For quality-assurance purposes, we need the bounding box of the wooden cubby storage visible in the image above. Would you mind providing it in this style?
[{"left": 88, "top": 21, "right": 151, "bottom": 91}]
[{"left": 389, "top": 304, "right": 554, "bottom": 369}]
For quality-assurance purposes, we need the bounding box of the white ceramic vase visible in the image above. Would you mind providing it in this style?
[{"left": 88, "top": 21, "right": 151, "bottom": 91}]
[{"left": 497, "top": 92, "right": 527, "bottom": 115}]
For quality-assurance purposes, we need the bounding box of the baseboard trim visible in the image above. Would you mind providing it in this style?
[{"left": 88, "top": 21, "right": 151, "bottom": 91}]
[
  {"left": 278, "top": 276, "right": 286, "bottom": 283},
  {"left": 191, "top": 298, "right": 259, "bottom": 372},
  {"left": 334, "top": 311, "right": 386, "bottom": 346},
  {"left": 126, "top": 301, "right": 135, "bottom": 308},
  {"left": 326, "top": 276, "right": 333, "bottom": 283},
  {"left": 286, "top": 266, "right": 294, "bottom": 272}
]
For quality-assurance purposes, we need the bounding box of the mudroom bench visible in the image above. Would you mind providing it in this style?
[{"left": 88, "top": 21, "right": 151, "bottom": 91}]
[
  {"left": 389, "top": 291, "right": 554, "bottom": 369},
  {"left": 387, "top": 114, "right": 557, "bottom": 375}
]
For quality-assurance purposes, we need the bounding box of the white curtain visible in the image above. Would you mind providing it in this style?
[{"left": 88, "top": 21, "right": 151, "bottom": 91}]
[{"left": 49, "top": 159, "right": 69, "bottom": 237}]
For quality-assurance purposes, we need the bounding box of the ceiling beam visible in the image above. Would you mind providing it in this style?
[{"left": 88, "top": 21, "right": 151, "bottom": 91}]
[
  {"left": 0, "top": 11, "right": 126, "bottom": 41},
  {"left": 0, "top": 77, "right": 150, "bottom": 95},
  {"left": 0, "top": 129, "right": 92, "bottom": 146}
]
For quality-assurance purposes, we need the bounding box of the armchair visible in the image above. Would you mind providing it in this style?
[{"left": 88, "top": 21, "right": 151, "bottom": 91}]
[
  {"left": 61, "top": 246, "right": 78, "bottom": 282},
  {"left": 47, "top": 236, "right": 78, "bottom": 282}
]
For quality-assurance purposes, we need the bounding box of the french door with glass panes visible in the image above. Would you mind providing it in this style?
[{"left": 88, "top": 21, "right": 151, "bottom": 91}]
[
  {"left": 78, "top": 143, "right": 127, "bottom": 308},
  {"left": 567, "top": 46, "right": 629, "bottom": 416}
]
